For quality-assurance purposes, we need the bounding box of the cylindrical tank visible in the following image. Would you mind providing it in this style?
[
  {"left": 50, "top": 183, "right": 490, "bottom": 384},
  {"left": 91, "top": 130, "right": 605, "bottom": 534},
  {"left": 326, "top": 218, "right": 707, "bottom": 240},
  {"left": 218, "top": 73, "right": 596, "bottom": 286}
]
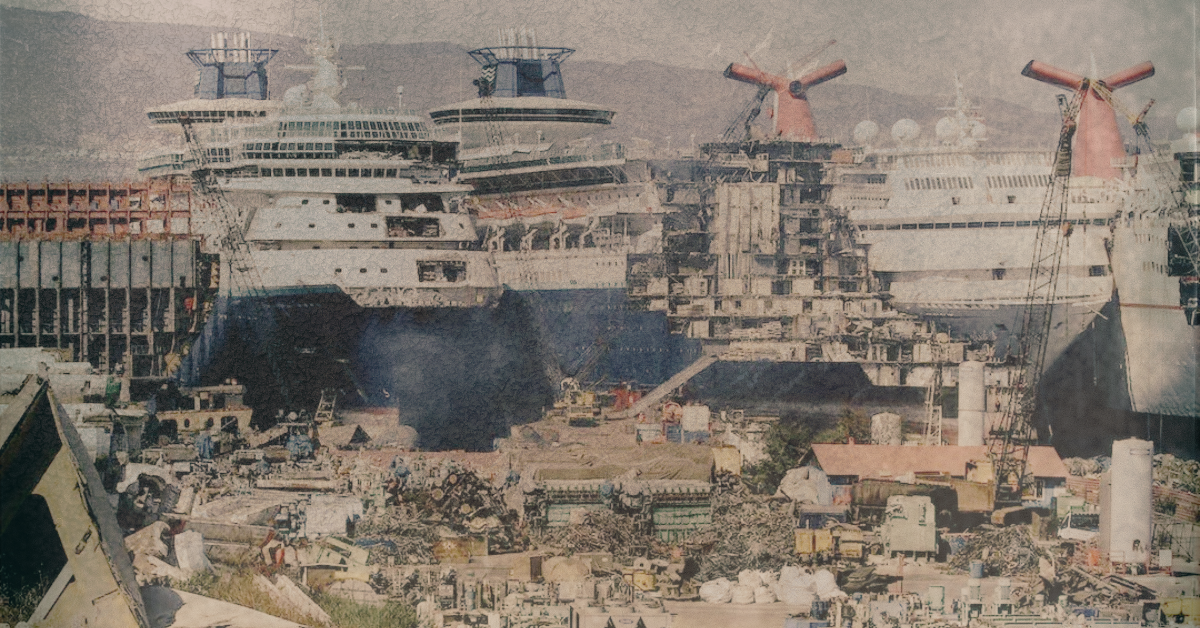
[
  {"left": 969, "top": 560, "right": 985, "bottom": 579},
  {"left": 1109, "top": 438, "right": 1153, "bottom": 562},
  {"left": 871, "top": 412, "right": 903, "bottom": 445},
  {"left": 958, "top": 361, "right": 985, "bottom": 446}
]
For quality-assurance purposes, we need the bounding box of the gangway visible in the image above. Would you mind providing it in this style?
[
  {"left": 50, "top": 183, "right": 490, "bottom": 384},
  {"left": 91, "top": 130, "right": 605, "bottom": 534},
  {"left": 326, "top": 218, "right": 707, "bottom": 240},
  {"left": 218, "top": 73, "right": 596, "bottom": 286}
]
[{"left": 614, "top": 353, "right": 720, "bottom": 419}]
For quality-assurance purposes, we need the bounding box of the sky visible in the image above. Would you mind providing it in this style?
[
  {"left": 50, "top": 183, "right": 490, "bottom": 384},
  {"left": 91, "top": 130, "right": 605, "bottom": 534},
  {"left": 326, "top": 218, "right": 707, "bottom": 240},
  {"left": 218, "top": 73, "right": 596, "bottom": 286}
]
[{"left": 2, "top": 0, "right": 1197, "bottom": 116}]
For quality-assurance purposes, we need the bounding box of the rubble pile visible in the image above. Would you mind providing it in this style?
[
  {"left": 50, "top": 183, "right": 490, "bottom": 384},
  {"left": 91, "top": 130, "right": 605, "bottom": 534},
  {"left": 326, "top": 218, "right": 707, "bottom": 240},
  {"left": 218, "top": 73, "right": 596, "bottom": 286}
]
[
  {"left": 1050, "top": 565, "right": 1157, "bottom": 607},
  {"left": 532, "top": 510, "right": 663, "bottom": 560},
  {"left": 1062, "top": 456, "right": 1108, "bottom": 477},
  {"left": 688, "top": 481, "right": 796, "bottom": 581},
  {"left": 1154, "top": 453, "right": 1200, "bottom": 493},
  {"left": 947, "top": 527, "right": 1049, "bottom": 576}
]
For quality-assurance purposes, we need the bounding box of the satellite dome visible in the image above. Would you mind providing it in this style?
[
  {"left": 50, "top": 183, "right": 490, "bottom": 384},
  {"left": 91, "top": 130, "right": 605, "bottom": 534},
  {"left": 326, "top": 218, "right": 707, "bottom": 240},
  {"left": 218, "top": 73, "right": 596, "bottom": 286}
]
[
  {"left": 283, "top": 84, "right": 308, "bottom": 108},
  {"left": 935, "top": 117, "right": 958, "bottom": 143},
  {"left": 1177, "top": 107, "right": 1199, "bottom": 134},
  {"left": 853, "top": 120, "right": 880, "bottom": 144},
  {"left": 891, "top": 119, "right": 920, "bottom": 143}
]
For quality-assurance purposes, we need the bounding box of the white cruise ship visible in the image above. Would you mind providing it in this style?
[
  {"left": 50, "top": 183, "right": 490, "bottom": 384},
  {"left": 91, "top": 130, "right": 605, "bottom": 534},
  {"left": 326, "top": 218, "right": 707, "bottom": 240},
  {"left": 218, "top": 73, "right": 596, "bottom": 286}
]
[
  {"left": 829, "top": 79, "right": 1115, "bottom": 368},
  {"left": 140, "top": 32, "right": 500, "bottom": 309}
]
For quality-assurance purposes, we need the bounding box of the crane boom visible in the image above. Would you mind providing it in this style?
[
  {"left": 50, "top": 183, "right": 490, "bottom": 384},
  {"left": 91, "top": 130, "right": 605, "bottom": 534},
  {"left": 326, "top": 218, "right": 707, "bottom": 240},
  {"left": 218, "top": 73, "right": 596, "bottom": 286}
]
[
  {"left": 178, "top": 115, "right": 295, "bottom": 408},
  {"left": 989, "top": 87, "right": 1085, "bottom": 505}
]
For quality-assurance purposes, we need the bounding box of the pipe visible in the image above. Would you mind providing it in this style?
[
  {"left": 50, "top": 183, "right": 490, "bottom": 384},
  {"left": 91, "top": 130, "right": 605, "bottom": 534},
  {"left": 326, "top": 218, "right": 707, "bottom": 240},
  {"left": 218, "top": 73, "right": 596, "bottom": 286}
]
[
  {"left": 1102, "top": 62, "right": 1155, "bottom": 90},
  {"left": 1021, "top": 60, "right": 1083, "bottom": 91}
]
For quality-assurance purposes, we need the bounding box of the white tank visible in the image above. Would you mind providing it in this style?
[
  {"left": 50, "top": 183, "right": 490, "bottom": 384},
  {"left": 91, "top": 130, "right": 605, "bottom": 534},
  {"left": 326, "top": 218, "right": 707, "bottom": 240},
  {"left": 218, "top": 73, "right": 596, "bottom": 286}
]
[
  {"left": 958, "top": 361, "right": 985, "bottom": 446},
  {"left": 1177, "top": 107, "right": 1198, "bottom": 134},
  {"left": 935, "top": 117, "right": 959, "bottom": 143},
  {"left": 1109, "top": 438, "right": 1153, "bottom": 563}
]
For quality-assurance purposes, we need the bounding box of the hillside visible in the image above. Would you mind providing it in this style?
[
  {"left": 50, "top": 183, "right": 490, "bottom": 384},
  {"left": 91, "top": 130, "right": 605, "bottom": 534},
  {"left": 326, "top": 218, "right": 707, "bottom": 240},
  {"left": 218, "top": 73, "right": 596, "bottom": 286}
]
[{"left": 2, "top": 6, "right": 1171, "bottom": 181}]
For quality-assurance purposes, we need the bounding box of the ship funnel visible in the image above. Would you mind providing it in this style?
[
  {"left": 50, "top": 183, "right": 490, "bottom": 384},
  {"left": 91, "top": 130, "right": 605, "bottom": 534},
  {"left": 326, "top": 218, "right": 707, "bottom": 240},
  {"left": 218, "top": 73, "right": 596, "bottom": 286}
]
[
  {"left": 1022, "top": 59, "right": 1155, "bottom": 179},
  {"left": 724, "top": 57, "right": 847, "bottom": 142},
  {"left": 787, "top": 59, "right": 848, "bottom": 98}
]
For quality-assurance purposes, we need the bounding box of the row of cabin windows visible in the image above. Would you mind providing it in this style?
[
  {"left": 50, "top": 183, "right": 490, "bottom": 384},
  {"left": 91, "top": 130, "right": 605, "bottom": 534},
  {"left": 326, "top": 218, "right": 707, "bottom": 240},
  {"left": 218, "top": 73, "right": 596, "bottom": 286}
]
[
  {"left": 904, "top": 176, "right": 974, "bottom": 191},
  {"left": 260, "top": 167, "right": 402, "bottom": 178},
  {"left": 986, "top": 174, "right": 1052, "bottom": 188},
  {"left": 332, "top": 261, "right": 466, "bottom": 282},
  {"left": 863, "top": 217, "right": 1111, "bottom": 230},
  {"left": 246, "top": 142, "right": 334, "bottom": 151},
  {"left": 149, "top": 110, "right": 268, "bottom": 120},
  {"left": 279, "top": 120, "right": 426, "bottom": 132}
]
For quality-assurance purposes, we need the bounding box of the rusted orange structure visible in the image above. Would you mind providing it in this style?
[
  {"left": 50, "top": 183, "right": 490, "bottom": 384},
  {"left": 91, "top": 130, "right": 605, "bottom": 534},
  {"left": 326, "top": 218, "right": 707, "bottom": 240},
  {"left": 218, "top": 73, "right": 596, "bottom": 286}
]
[
  {"left": 1021, "top": 60, "right": 1155, "bottom": 180},
  {"left": 724, "top": 59, "right": 847, "bottom": 142},
  {"left": 1, "top": 181, "right": 212, "bottom": 378}
]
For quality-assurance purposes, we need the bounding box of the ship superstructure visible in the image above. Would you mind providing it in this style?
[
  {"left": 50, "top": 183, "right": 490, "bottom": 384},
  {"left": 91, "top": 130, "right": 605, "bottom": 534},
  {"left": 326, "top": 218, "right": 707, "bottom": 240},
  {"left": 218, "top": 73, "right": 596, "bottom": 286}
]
[
  {"left": 142, "top": 33, "right": 500, "bottom": 309},
  {"left": 431, "top": 32, "right": 697, "bottom": 386},
  {"left": 829, "top": 77, "right": 1118, "bottom": 369}
]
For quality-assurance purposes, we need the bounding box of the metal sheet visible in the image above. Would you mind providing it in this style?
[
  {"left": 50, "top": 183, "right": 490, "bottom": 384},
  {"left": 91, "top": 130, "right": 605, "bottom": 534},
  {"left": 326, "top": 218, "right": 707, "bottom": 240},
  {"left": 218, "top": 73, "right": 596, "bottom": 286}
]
[
  {"left": 151, "top": 241, "right": 174, "bottom": 288},
  {"left": 0, "top": 242, "right": 17, "bottom": 288},
  {"left": 60, "top": 242, "right": 82, "bottom": 288},
  {"left": 40, "top": 242, "right": 61, "bottom": 286},
  {"left": 131, "top": 240, "right": 151, "bottom": 287},
  {"left": 173, "top": 241, "right": 195, "bottom": 288},
  {"left": 90, "top": 243, "right": 110, "bottom": 285},
  {"left": 19, "top": 241, "right": 39, "bottom": 285},
  {"left": 109, "top": 243, "right": 129, "bottom": 288}
]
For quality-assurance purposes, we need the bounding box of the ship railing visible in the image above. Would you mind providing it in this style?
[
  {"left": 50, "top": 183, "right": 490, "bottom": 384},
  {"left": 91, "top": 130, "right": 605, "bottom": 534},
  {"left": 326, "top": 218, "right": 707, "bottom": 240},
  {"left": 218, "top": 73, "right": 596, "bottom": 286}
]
[{"left": 460, "top": 144, "right": 624, "bottom": 172}]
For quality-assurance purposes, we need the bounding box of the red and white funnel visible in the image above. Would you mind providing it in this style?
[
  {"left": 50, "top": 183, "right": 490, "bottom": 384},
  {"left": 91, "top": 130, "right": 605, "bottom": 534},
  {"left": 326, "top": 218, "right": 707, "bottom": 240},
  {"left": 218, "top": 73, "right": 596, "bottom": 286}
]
[
  {"left": 725, "top": 59, "right": 847, "bottom": 141},
  {"left": 1022, "top": 60, "right": 1154, "bottom": 179}
]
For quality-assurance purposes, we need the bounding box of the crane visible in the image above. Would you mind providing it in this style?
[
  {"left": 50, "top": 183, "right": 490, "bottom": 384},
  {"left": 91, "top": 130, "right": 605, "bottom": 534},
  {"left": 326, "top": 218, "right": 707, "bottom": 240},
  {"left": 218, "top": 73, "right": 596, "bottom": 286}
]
[
  {"left": 986, "top": 85, "right": 1082, "bottom": 505},
  {"left": 177, "top": 114, "right": 296, "bottom": 409},
  {"left": 990, "top": 59, "right": 1156, "bottom": 505}
]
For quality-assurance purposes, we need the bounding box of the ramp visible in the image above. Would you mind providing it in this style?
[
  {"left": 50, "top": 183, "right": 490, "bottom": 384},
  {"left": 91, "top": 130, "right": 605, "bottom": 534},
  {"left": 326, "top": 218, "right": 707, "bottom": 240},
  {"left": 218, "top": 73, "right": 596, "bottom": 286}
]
[{"left": 616, "top": 353, "right": 720, "bottom": 419}]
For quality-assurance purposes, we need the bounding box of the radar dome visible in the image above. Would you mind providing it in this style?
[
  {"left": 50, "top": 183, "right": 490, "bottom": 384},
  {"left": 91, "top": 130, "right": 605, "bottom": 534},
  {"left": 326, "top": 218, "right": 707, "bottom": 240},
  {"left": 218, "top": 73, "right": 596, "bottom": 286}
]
[
  {"left": 283, "top": 84, "right": 308, "bottom": 108},
  {"left": 935, "top": 117, "right": 958, "bottom": 143},
  {"left": 969, "top": 120, "right": 987, "bottom": 139},
  {"left": 853, "top": 120, "right": 880, "bottom": 144},
  {"left": 1178, "top": 107, "right": 1199, "bottom": 134},
  {"left": 891, "top": 119, "right": 920, "bottom": 143}
]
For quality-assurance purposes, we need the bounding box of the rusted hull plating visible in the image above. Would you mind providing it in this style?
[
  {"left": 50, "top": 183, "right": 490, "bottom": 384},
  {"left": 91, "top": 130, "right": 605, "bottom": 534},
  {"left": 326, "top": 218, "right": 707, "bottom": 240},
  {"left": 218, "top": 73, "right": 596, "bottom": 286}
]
[{"left": 1, "top": 182, "right": 210, "bottom": 377}]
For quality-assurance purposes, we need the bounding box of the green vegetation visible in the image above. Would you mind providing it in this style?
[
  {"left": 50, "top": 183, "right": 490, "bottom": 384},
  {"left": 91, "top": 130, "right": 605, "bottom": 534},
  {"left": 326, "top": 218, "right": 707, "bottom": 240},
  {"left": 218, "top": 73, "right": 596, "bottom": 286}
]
[
  {"left": 313, "top": 591, "right": 421, "bottom": 628},
  {"left": 745, "top": 421, "right": 813, "bottom": 494},
  {"left": 178, "top": 567, "right": 421, "bottom": 628},
  {"left": 0, "top": 571, "right": 45, "bottom": 626},
  {"left": 813, "top": 407, "right": 871, "bottom": 445},
  {"left": 743, "top": 406, "right": 871, "bottom": 494}
]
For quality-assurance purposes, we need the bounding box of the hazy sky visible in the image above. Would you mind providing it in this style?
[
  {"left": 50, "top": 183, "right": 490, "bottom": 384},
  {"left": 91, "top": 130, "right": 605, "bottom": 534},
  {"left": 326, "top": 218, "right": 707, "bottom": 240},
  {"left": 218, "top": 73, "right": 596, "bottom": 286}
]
[{"left": 3, "top": 0, "right": 1197, "bottom": 115}]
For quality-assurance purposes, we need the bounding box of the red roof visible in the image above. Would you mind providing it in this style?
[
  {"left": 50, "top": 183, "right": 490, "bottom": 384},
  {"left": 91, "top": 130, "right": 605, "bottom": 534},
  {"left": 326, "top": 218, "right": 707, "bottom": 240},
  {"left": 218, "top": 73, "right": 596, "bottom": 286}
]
[{"left": 808, "top": 444, "right": 1068, "bottom": 480}]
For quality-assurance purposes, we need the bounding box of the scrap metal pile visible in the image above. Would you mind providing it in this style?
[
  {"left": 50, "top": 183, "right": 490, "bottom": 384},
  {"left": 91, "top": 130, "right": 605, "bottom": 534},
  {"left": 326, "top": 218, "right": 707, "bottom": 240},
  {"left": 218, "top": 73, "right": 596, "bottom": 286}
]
[
  {"left": 1153, "top": 453, "right": 1200, "bottom": 493},
  {"left": 361, "top": 457, "right": 526, "bottom": 558},
  {"left": 946, "top": 526, "right": 1049, "bottom": 576},
  {"left": 687, "top": 479, "right": 798, "bottom": 581},
  {"left": 531, "top": 509, "right": 664, "bottom": 561}
]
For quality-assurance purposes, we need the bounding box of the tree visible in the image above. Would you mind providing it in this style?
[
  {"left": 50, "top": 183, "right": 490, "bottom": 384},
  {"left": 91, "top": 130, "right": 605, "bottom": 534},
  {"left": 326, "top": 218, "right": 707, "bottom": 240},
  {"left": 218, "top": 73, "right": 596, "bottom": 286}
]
[
  {"left": 813, "top": 406, "right": 871, "bottom": 444},
  {"left": 745, "top": 421, "right": 813, "bottom": 494}
]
